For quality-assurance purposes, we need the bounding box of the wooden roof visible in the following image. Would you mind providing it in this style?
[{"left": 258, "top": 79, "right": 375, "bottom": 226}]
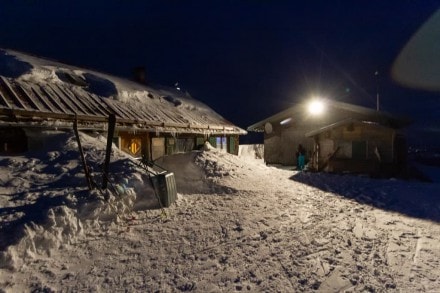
[
  {"left": 247, "top": 100, "right": 411, "bottom": 132},
  {"left": 0, "top": 50, "right": 246, "bottom": 135}
]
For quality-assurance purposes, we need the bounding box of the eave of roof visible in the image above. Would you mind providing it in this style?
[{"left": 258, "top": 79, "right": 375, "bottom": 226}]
[
  {"left": 304, "top": 118, "right": 393, "bottom": 137},
  {"left": 0, "top": 107, "right": 246, "bottom": 135},
  {"left": 247, "top": 105, "right": 302, "bottom": 132}
]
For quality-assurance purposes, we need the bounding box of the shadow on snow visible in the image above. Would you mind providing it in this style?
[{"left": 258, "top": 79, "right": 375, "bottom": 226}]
[{"left": 290, "top": 171, "right": 440, "bottom": 223}]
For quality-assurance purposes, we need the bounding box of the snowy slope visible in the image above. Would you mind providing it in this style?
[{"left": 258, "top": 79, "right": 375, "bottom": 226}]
[{"left": 1, "top": 132, "right": 440, "bottom": 292}]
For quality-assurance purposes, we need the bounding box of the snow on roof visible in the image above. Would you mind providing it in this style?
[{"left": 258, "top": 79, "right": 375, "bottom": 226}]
[
  {"left": 0, "top": 49, "right": 246, "bottom": 135},
  {"left": 247, "top": 99, "right": 411, "bottom": 132}
]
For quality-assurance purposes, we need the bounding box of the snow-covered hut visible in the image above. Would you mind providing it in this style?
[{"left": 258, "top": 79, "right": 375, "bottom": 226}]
[
  {"left": 247, "top": 100, "right": 411, "bottom": 175},
  {"left": 0, "top": 49, "right": 246, "bottom": 158}
]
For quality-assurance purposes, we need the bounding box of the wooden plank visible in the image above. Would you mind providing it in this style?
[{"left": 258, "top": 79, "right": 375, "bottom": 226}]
[
  {"left": 46, "top": 84, "right": 78, "bottom": 114},
  {"left": 11, "top": 82, "right": 36, "bottom": 110},
  {"left": 174, "top": 111, "right": 197, "bottom": 124},
  {"left": 31, "top": 86, "right": 61, "bottom": 113},
  {"left": 186, "top": 111, "right": 211, "bottom": 124},
  {"left": 0, "top": 107, "right": 105, "bottom": 123},
  {"left": 140, "top": 105, "right": 157, "bottom": 121},
  {"left": 87, "top": 93, "right": 112, "bottom": 116},
  {"left": 126, "top": 103, "right": 154, "bottom": 121},
  {"left": 0, "top": 85, "right": 13, "bottom": 108},
  {"left": 102, "top": 114, "right": 116, "bottom": 189},
  {"left": 0, "top": 77, "right": 28, "bottom": 109},
  {"left": 112, "top": 102, "right": 138, "bottom": 120},
  {"left": 100, "top": 99, "right": 127, "bottom": 119},
  {"left": 107, "top": 101, "right": 131, "bottom": 118},
  {"left": 52, "top": 84, "right": 89, "bottom": 115},
  {"left": 113, "top": 101, "right": 141, "bottom": 120},
  {"left": 39, "top": 86, "right": 71, "bottom": 113},
  {"left": 139, "top": 106, "right": 156, "bottom": 121},
  {"left": 73, "top": 92, "right": 108, "bottom": 117},
  {"left": 73, "top": 116, "right": 93, "bottom": 190},
  {"left": 62, "top": 87, "right": 97, "bottom": 115},
  {"left": 160, "top": 108, "right": 186, "bottom": 124},
  {"left": 115, "top": 102, "right": 140, "bottom": 119},
  {"left": 16, "top": 84, "right": 45, "bottom": 111}
]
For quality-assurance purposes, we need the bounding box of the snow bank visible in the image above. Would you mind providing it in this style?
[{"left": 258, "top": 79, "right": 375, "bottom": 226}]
[
  {"left": 0, "top": 131, "right": 156, "bottom": 271},
  {"left": 0, "top": 206, "right": 83, "bottom": 271},
  {"left": 238, "top": 144, "right": 264, "bottom": 159},
  {"left": 157, "top": 142, "right": 246, "bottom": 194},
  {"left": 1, "top": 132, "right": 246, "bottom": 272}
]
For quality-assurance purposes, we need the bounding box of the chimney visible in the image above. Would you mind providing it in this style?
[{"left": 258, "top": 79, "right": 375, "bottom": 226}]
[{"left": 133, "top": 66, "right": 147, "bottom": 84}]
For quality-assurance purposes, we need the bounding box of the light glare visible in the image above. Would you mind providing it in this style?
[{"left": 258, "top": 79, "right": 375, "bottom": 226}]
[
  {"left": 308, "top": 100, "right": 324, "bottom": 115},
  {"left": 280, "top": 117, "right": 292, "bottom": 125}
]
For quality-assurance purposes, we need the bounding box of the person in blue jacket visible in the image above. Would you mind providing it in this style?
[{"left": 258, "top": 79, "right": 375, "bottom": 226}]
[{"left": 296, "top": 144, "right": 305, "bottom": 171}]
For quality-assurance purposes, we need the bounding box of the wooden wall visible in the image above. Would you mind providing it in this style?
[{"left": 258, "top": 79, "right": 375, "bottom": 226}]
[
  {"left": 263, "top": 123, "right": 316, "bottom": 165},
  {"left": 118, "top": 131, "right": 240, "bottom": 160},
  {"left": 312, "top": 123, "right": 397, "bottom": 173}
]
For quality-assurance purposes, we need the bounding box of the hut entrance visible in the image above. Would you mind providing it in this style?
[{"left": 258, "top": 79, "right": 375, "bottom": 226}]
[
  {"left": 152, "top": 137, "right": 165, "bottom": 160},
  {"left": 0, "top": 128, "right": 28, "bottom": 154}
]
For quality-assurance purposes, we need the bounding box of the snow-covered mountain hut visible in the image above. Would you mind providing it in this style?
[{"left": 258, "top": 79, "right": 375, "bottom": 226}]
[
  {"left": 0, "top": 49, "right": 246, "bottom": 159},
  {"left": 247, "top": 100, "right": 411, "bottom": 175}
]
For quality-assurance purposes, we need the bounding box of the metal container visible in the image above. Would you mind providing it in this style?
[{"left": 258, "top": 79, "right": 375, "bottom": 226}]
[{"left": 156, "top": 172, "right": 177, "bottom": 207}]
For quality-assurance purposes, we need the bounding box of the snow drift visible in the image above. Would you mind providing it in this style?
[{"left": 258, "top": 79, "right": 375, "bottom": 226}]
[{"left": 1, "top": 132, "right": 440, "bottom": 292}]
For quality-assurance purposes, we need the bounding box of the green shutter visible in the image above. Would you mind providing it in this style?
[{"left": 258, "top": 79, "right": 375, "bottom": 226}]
[
  {"left": 166, "top": 138, "right": 176, "bottom": 155},
  {"left": 196, "top": 137, "right": 205, "bottom": 146},
  {"left": 209, "top": 137, "right": 217, "bottom": 147},
  {"left": 229, "top": 137, "right": 235, "bottom": 154}
]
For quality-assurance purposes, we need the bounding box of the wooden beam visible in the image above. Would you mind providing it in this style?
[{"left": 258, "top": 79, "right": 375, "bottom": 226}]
[
  {"left": 52, "top": 84, "right": 89, "bottom": 115},
  {"left": 45, "top": 84, "right": 78, "bottom": 114},
  {"left": 15, "top": 84, "right": 44, "bottom": 111},
  {"left": 39, "top": 86, "right": 68, "bottom": 113},
  {"left": 0, "top": 86, "right": 13, "bottom": 108},
  {"left": 87, "top": 93, "right": 111, "bottom": 116},
  {"left": 31, "top": 86, "right": 59, "bottom": 112},
  {"left": 102, "top": 114, "right": 116, "bottom": 189},
  {"left": 73, "top": 115, "right": 93, "bottom": 190},
  {"left": 0, "top": 77, "right": 28, "bottom": 109}
]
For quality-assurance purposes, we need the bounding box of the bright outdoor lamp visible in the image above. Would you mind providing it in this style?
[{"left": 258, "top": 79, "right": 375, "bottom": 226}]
[{"left": 308, "top": 99, "right": 325, "bottom": 115}]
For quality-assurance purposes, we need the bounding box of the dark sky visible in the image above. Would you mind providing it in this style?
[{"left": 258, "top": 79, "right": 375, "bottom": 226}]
[{"left": 1, "top": 0, "right": 439, "bottom": 145}]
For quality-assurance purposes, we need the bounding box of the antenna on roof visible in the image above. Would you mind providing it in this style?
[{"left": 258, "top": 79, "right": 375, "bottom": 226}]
[{"left": 375, "top": 70, "right": 380, "bottom": 111}]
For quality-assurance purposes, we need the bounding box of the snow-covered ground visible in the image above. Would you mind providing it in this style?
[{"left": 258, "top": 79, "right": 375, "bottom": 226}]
[{"left": 1, "top": 132, "right": 440, "bottom": 292}]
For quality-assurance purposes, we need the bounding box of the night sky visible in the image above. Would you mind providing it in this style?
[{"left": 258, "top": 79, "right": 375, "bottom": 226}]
[{"left": 1, "top": 1, "right": 439, "bottom": 145}]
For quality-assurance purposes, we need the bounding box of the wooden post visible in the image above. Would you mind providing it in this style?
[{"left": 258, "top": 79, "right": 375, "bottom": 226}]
[
  {"left": 102, "top": 114, "right": 116, "bottom": 189},
  {"left": 73, "top": 116, "right": 93, "bottom": 190}
]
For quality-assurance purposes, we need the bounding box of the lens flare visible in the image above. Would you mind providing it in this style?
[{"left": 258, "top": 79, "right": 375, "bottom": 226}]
[{"left": 308, "top": 100, "right": 324, "bottom": 115}]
